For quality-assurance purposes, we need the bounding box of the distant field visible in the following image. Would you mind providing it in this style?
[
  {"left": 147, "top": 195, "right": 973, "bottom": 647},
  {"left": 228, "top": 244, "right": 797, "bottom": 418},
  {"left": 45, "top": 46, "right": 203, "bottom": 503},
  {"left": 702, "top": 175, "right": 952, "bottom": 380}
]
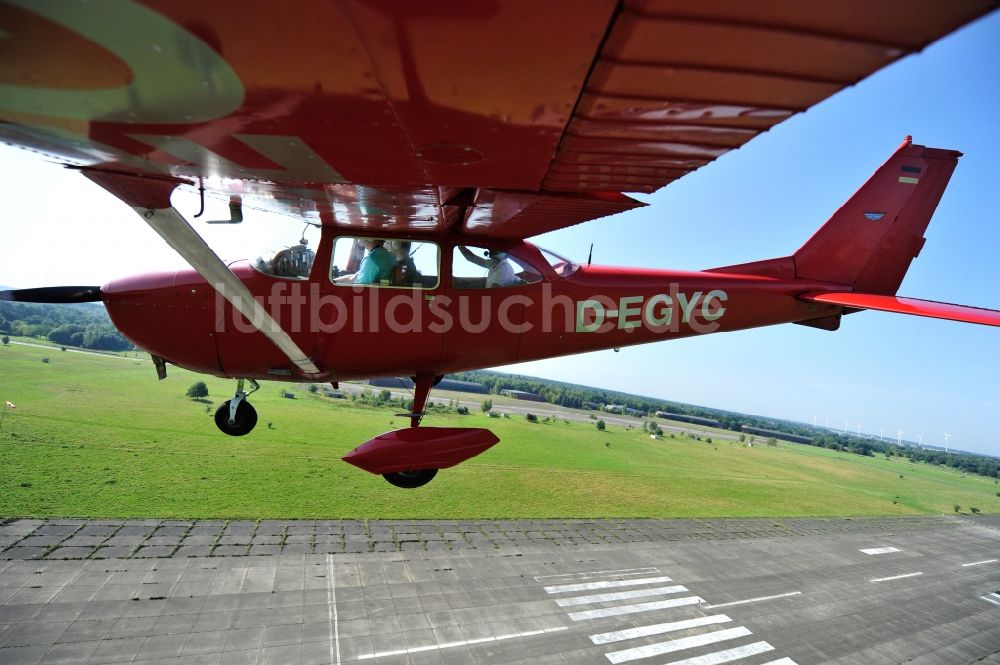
[{"left": 1, "top": 342, "right": 998, "bottom": 519}]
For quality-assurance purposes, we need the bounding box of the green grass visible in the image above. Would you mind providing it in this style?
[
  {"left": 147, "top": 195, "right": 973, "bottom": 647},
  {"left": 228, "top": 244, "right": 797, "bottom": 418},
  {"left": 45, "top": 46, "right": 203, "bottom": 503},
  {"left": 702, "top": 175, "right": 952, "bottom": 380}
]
[{"left": 1, "top": 342, "right": 998, "bottom": 519}]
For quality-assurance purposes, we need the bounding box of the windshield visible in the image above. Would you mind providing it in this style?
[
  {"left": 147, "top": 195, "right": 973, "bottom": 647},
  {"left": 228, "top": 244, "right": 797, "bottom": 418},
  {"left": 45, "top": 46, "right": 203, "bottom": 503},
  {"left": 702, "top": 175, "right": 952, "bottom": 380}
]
[
  {"left": 251, "top": 224, "right": 320, "bottom": 280},
  {"left": 536, "top": 246, "right": 579, "bottom": 277}
]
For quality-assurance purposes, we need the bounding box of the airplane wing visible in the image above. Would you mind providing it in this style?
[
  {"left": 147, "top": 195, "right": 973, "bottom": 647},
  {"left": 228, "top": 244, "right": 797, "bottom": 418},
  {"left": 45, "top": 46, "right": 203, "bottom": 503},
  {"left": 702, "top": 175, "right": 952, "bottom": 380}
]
[{"left": 1, "top": 0, "right": 996, "bottom": 239}]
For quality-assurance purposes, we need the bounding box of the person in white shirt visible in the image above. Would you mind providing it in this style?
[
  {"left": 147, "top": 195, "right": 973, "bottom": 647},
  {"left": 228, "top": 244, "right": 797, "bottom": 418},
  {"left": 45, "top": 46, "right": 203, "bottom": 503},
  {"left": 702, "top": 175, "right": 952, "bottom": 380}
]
[{"left": 458, "top": 246, "right": 517, "bottom": 287}]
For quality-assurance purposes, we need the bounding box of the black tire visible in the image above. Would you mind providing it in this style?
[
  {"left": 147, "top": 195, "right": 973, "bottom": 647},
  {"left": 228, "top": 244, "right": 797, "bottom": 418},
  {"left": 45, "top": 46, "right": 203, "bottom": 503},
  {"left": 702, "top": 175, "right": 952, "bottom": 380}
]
[
  {"left": 214, "top": 400, "right": 258, "bottom": 436},
  {"left": 382, "top": 469, "right": 438, "bottom": 488}
]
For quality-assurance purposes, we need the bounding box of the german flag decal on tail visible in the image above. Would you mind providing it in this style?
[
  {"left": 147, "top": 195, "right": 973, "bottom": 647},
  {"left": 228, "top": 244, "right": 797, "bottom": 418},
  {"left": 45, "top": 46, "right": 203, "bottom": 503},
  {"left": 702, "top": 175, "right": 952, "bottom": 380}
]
[{"left": 899, "top": 164, "right": 921, "bottom": 184}]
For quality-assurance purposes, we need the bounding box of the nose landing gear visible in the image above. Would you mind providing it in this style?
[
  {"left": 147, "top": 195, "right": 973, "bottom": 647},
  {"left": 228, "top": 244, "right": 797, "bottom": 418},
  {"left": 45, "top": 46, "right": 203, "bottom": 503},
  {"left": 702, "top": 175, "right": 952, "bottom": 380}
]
[{"left": 215, "top": 378, "right": 260, "bottom": 436}]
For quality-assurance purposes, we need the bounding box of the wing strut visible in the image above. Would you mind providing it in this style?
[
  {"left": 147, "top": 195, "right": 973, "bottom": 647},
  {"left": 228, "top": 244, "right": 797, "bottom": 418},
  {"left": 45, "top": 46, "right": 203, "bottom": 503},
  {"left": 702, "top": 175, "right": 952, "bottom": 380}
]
[{"left": 82, "top": 170, "right": 324, "bottom": 378}]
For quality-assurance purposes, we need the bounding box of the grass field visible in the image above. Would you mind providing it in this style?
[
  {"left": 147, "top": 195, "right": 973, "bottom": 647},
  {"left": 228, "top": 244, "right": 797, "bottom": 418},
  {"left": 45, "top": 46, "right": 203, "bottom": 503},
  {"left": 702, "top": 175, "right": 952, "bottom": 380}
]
[{"left": 1, "top": 342, "right": 998, "bottom": 519}]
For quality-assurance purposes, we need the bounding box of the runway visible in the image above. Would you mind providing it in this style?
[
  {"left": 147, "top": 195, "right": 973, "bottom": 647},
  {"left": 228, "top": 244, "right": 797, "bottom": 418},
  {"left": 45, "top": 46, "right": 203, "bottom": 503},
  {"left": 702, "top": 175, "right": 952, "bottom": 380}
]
[{"left": 1, "top": 515, "right": 998, "bottom": 664}]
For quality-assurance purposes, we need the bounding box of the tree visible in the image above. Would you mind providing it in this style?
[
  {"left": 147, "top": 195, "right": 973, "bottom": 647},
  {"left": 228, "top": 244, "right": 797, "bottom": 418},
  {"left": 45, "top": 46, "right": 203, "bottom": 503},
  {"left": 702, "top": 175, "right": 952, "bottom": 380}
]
[
  {"left": 525, "top": 413, "right": 538, "bottom": 423},
  {"left": 596, "top": 419, "right": 606, "bottom": 431},
  {"left": 1, "top": 335, "right": 8, "bottom": 346},
  {"left": 47, "top": 324, "right": 85, "bottom": 346},
  {"left": 186, "top": 382, "right": 209, "bottom": 399},
  {"left": 481, "top": 399, "right": 493, "bottom": 413}
]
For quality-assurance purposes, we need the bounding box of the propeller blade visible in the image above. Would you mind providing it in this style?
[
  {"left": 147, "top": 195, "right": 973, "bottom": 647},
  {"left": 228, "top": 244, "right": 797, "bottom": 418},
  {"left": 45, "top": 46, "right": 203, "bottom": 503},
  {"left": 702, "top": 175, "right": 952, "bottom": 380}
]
[{"left": 0, "top": 286, "right": 102, "bottom": 304}]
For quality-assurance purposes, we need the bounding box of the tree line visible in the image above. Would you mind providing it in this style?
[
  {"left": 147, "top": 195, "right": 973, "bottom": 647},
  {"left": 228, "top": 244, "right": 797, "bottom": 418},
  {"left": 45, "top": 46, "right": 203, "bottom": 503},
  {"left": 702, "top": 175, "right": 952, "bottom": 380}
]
[{"left": 0, "top": 301, "right": 132, "bottom": 352}]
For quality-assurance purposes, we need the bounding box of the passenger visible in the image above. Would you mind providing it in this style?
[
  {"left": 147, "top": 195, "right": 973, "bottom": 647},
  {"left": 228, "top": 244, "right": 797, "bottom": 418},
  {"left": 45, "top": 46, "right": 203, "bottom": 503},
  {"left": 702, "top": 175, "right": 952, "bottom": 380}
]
[
  {"left": 458, "top": 245, "right": 517, "bottom": 287},
  {"left": 391, "top": 241, "right": 419, "bottom": 287},
  {"left": 334, "top": 238, "right": 396, "bottom": 285}
]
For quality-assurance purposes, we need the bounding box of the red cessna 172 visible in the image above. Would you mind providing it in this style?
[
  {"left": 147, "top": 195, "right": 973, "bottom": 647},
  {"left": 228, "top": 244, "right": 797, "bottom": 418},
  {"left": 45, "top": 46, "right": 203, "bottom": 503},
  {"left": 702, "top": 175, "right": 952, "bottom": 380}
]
[{"left": 2, "top": 1, "right": 999, "bottom": 487}]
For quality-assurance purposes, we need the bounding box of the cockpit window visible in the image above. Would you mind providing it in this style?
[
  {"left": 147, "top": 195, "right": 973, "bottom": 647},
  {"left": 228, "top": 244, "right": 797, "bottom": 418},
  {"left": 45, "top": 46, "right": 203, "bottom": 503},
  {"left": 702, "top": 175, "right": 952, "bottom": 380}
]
[
  {"left": 536, "top": 246, "right": 579, "bottom": 277},
  {"left": 452, "top": 246, "right": 542, "bottom": 289},
  {"left": 253, "top": 244, "right": 316, "bottom": 280},
  {"left": 250, "top": 223, "right": 320, "bottom": 280}
]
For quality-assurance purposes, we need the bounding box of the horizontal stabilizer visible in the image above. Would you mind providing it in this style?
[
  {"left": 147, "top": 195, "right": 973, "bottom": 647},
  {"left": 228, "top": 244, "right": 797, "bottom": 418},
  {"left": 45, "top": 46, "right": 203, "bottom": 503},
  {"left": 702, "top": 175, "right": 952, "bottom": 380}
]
[{"left": 801, "top": 292, "right": 1000, "bottom": 328}]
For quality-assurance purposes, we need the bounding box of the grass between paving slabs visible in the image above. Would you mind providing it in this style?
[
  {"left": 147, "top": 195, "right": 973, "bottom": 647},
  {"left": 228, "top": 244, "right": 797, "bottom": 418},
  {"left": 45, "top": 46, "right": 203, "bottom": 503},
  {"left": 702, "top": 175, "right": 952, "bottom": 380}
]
[{"left": 1, "top": 342, "right": 999, "bottom": 519}]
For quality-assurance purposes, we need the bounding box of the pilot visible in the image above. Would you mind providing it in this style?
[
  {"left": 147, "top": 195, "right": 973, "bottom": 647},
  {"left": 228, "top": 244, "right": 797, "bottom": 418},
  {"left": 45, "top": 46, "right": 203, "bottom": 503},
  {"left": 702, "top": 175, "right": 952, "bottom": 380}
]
[
  {"left": 334, "top": 238, "right": 397, "bottom": 285},
  {"left": 458, "top": 245, "right": 517, "bottom": 287}
]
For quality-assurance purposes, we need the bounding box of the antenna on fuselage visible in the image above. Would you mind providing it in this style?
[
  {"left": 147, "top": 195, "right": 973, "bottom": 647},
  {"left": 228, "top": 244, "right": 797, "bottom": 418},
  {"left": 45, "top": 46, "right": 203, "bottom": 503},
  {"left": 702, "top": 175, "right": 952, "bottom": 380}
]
[{"left": 587, "top": 242, "right": 594, "bottom": 266}]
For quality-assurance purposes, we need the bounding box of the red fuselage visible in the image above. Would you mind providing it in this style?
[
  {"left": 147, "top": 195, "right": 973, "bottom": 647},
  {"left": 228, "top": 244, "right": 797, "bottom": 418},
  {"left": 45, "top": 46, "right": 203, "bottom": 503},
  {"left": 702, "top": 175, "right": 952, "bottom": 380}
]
[{"left": 101, "top": 235, "right": 843, "bottom": 382}]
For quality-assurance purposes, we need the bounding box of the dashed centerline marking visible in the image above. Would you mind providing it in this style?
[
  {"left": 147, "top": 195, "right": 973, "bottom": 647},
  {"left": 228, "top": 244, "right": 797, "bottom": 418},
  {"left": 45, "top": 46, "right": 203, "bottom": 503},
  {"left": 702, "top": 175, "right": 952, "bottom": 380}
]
[
  {"left": 556, "top": 584, "right": 688, "bottom": 607},
  {"left": 356, "top": 626, "right": 569, "bottom": 660},
  {"left": 590, "top": 615, "right": 733, "bottom": 645},
  {"left": 545, "top": 576, "right": 673, "bottom": 594},
  {"left": 870, "top": 572, "right": 923, "bottom": 583},
  {"left": 962, "top": 559, "right": 998, "bottom": 567},
  {"left": 606, "top": 626, "right": 753, "bottom": 664},
  {"left": 700, "top": 591, "right": 801, "bottom": 610},
  {"left": 860, "top": 547, "right": 901, "bottom": 555}
]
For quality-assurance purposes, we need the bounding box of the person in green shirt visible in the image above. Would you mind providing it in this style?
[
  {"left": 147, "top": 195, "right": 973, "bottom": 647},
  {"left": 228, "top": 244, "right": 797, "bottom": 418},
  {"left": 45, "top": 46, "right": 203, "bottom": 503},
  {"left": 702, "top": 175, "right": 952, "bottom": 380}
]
[{"left": 334, "top": 238, "right": 397, "bottom": 285}]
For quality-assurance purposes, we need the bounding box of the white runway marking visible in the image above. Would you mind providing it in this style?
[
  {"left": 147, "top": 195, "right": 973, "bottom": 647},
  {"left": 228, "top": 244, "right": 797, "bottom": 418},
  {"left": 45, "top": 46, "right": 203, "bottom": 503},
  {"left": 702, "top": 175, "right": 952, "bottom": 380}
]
[
  {"left": 962, "top": 559, "right": 998, "bottom": 567},
  {"left": 860, "top": 547, "right": 901, "bottom": 555},
  {"left": 606, "top": 626, "right": 753, "bottom": 663},
  {"left": 870, "top": 572, "right": 923, "bottom": 583},
  {"left": 761, "top": 658, "right": 800, "bottom": 665},
  {"left": 356, "top": 626, "right": 568, "bottom": 659},
  {"left": 556, "top": 584, "right": 688, "bottom": 607},
  {"left": 980, "top": 593, "right": 1000, "bottom": 606},
  {"left": 661, "top": 640, "right": 774, "bottom": 664},
  {"left": 535, "top": 567, "right": 659, "bottom": 582},
  {"left": 545, "top": 576, "right": 672, "bottom": 594},
  {"left": 701, "top": 591, "right": 801, "bottom": 609},
  {"left": 590, "top": 615, "right": 733, "bottom": 645},
  {"left": 568, "top": 595, "right": 702, "bottom": 621},
  {"left": 325, "top": 554, "right": 340, "bottom": 665}
]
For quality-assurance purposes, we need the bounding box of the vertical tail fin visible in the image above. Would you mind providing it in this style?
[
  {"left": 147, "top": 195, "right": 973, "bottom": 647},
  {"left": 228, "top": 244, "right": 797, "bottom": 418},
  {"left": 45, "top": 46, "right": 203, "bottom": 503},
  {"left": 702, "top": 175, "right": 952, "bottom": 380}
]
[{"left": 793, "top": 137, "right": 961, "bottom": 294}]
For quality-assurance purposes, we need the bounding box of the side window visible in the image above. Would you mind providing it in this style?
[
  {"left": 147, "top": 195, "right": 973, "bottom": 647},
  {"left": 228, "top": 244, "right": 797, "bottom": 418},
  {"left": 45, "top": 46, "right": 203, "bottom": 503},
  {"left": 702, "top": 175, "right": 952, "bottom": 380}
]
[
  {"left": 452, "top": 246, "right": 542, "bottom": 289},
  {"left": 331, "top": 237, "right": 439, "bottom": 288}
]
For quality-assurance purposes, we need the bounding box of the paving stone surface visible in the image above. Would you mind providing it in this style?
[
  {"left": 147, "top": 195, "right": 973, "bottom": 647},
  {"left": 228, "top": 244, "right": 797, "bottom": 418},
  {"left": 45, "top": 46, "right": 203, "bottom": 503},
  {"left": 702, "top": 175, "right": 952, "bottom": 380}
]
[
  {"left": 2, "top": 516, "right": 1000, "bottom": 664},
  {"left": 0, "top": 515, "right": 978, "bottom": 561}
]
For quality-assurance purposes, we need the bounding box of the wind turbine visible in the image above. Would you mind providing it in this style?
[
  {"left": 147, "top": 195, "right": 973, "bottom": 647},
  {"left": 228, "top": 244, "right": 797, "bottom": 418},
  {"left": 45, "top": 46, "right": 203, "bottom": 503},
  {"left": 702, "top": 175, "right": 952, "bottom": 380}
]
[
  {"left": 879, "top": 427, "right": 885, "bottom": 442},
  {"left": 857, "top": 422, "right": 862, "bottom": 438},
  {"left": 896, "top": 427, "right": 904, "bottom": 446},
  {"left": 917, "top": 433, "right": 923, "bottom": 448},
  {"left": 944, "top": 432, "right": 952, "bottom": 453}
]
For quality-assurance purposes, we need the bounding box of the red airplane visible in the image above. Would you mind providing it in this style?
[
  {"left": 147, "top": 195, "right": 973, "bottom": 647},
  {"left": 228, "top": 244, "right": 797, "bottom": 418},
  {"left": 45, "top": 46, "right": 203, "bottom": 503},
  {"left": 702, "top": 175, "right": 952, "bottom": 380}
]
[{"left": 2, "top": 1, "right": 999, "bottom": 487}]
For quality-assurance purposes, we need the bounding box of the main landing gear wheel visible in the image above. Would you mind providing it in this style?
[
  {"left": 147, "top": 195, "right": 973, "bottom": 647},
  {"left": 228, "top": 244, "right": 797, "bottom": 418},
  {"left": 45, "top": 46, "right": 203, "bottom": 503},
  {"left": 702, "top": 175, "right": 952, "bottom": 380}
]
[
  {"left": 214, "top": 400, "right": 258, "bottom": 436},
  {"left": 382, "top": 469, "right": 438, "bottom": 488}
]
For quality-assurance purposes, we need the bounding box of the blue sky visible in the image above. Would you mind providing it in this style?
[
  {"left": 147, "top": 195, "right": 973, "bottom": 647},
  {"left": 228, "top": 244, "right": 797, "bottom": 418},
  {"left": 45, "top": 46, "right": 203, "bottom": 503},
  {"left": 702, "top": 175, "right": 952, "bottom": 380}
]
[
  {"left": 516, "top": 11, "right": 1000, "bottom": 456},
  {"left": 1, "top": 11, "right": 997, "bottom": 455}
]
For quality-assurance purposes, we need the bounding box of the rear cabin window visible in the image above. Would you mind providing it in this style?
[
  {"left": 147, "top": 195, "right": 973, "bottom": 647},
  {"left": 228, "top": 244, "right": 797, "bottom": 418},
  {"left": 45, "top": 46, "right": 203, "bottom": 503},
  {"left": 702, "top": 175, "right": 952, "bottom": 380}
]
[{"left": 330, "top": 237, "right": 439, "bottom": 288}]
